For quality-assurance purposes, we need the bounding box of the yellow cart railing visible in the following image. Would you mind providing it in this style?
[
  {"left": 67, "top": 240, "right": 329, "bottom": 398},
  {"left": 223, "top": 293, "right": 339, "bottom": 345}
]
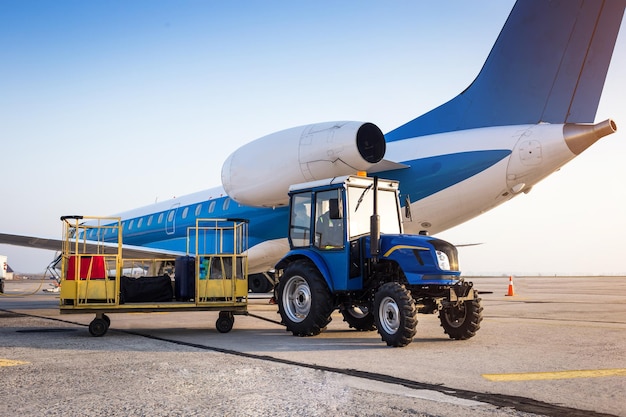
[{"left": 188, "top": 218, "right": 248, "bottom": 305}]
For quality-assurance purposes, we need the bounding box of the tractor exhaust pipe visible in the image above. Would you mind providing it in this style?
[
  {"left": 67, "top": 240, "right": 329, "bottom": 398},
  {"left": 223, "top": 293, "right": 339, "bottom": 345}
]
[{"left": 370, "top": 176, "right": 380, "bottom": 261}]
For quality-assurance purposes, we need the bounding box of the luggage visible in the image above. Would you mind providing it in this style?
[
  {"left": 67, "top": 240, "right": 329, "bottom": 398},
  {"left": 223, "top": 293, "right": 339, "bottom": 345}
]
[
  {"left": 66, "top": 255, "right": 107, "bottom": 280},
  {"left": 175, "top": 256, "right": 196, "bottom": 301},
  {"left": 119, "top": 275, "right": 173, "bottom": 303}
]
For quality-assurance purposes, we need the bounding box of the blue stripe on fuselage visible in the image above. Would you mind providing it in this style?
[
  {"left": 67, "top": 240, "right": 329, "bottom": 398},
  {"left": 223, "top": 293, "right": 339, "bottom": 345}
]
[
  {"left": 116, "top": 198, "right": 289, "bottom": 251},
  {"left": 380, "top": 150, "right": 511, "bottom": 201}
]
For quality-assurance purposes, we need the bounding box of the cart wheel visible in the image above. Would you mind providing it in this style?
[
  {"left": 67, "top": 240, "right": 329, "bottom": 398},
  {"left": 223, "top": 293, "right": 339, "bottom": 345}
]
[
  {"left": 102, "top": 314, "right": 111, "bottom": 327},
  {"left": 89, "top": 318, "right": 109, "bottom": 337},
  {"left": 216, "top": 311, "right": 234, "bottom": 333}
]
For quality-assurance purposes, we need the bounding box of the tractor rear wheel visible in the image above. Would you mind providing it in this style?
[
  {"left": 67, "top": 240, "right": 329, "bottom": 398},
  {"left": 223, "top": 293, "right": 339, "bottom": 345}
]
[
  {"left": 277, "top": 260, "right": 334, "bottom": 336},
  {"left": 341, "top": 305, "right": 376, "bottom": 331}
]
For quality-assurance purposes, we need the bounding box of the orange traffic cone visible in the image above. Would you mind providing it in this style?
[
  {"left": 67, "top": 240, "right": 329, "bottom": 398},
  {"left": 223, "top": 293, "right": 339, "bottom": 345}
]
[{"left": 505, "top": 276, "right": 516, "bottom": 296}]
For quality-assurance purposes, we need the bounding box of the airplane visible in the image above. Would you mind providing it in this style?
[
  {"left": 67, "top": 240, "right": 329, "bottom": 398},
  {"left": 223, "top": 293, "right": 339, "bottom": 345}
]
[{"left": 0, "top": 0, "right": 623, "bottom": 291}]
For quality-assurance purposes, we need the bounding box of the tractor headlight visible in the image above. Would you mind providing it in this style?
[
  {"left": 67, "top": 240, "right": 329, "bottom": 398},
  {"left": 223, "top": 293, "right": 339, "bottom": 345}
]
[
  {"left": 431, "top": 239, "right": 459, "bottom": 271},
  {"left": 435, "top": 250, "right": 451, "bottom": 270}
]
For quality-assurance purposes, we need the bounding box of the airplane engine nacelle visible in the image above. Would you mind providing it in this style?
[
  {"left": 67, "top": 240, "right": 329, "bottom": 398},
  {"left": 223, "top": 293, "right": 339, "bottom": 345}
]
[{"left": 221, "top": 121, "right": 386, "bottom": 207}]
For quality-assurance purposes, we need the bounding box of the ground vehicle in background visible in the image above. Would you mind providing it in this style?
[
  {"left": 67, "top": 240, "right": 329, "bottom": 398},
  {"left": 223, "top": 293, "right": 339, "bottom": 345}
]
[
  {"left": 274, "top": 175, "right": 483, "bottom": 347},
  {"left": 0, "top": 255, "right": 6, "bottom": 293}
]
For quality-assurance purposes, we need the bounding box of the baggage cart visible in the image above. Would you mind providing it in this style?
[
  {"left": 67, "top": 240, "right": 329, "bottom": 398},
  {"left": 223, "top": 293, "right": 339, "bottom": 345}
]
[{"left": 59, "top": 215, "right": 248, "bottom": 336}]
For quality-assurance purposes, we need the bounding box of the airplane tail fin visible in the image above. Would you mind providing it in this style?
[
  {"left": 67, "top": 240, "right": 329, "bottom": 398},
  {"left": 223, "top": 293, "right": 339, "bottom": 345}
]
[{"left": 386, "top": 0, "right": 626, "bottom": 142}]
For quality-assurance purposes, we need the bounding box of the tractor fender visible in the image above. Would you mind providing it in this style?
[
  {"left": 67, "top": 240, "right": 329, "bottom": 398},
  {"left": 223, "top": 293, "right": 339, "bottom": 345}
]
[{"left": 275, "top": 249, "right": 335, "bottom": 292}]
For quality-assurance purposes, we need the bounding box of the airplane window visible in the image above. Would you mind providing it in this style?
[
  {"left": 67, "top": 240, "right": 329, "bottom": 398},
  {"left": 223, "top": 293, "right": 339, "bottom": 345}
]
[
  {"left": 121, "top": 222, "right": 126, "bottom": 230},
  {"left": 158, "top": 213, "right": 164, "bottom": 224},
  {"left": 137, "top": 218, "right": 143, "bottom": 228},
  {"left": 209, "top": 201, "right": 216, "bottom": 213},
  {"left": 195, "top": 204, "right": 202, "bottom": 216},
  {"left": 129, "top": 220, "right": 134, "bottom": 230},
  {"left": 147, "top": 215, "right": 153, "bottom": 226},
  {"left": 167, "top": 210, "right": 175, "bottom": 222},
  {"left": 182, "top": 207, "right": 189, "bottom": 219},
  {"left": 223, "top": 198, "right": 230, "bottom": 211}
]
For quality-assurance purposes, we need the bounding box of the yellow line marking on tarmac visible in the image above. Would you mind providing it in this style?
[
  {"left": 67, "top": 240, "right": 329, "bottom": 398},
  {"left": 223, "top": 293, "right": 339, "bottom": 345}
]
[
  {"left": 483, "top": 368, "right": 626, "bottom": 381},
  {"left": 0, "top": 359, "right": 30, "bottom": 367}
]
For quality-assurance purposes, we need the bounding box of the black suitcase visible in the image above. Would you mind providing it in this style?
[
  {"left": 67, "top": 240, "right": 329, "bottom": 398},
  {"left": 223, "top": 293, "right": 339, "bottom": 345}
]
[
  {"left": 120, "top": 275, "right": 173, "bottom": 303},
  {"left": 175, "top": 256, "right": 196, "bottom": 301}
]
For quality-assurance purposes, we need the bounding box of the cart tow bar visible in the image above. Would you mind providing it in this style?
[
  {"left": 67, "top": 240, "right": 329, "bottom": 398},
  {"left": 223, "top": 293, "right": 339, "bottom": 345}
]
[{"left": 246, "top": 312, "right": 283, "bottom": 326}]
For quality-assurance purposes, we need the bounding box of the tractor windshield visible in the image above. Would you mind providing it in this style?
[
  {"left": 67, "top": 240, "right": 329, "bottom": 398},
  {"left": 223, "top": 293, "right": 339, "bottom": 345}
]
[{"left": 347, "top": 182, "right": 401, "bottom": 239}]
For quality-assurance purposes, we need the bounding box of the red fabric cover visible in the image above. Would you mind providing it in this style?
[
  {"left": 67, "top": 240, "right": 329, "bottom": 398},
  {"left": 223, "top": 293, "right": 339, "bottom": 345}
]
[{"left": 66, "top": 255, "right": 106, "bottom": 280}]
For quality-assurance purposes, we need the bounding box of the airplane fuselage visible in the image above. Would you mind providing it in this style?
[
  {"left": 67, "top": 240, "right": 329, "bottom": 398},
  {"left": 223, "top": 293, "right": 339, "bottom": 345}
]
[{"left": 104, "top": 121, "right": 614, "bottom": 274}]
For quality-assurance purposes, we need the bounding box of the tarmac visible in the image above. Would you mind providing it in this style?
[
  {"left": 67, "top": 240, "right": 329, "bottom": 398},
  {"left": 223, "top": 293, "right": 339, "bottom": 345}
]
[{"left": 1, "top": 275, "right": 625, "bottom": 416}]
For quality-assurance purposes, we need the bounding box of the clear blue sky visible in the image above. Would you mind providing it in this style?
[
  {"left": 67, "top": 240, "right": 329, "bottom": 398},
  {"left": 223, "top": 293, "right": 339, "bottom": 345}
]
[{"left": 1, "top": 1, "right": 625, "bottom": 275}]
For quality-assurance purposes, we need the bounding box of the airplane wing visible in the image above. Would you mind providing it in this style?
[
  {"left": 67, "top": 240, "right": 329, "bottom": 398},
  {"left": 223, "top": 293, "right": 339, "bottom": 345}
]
[
  {"left": 369, "top": 159, "right": 410, "bottom": 173},
  {"left": 0, "top": 232, "right": 184, "bottom": 260}
]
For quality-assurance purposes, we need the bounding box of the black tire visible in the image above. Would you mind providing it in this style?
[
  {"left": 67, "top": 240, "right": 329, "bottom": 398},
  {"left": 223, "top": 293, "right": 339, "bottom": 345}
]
[
  {"left": 216, "top": 311, "right": 235, "bottom": 333},
  {"left": 439, "top": 292, "right": 483, "bottom": 340},
  {"left": 88, "top": 318, "right": 109, "bottom": 337},
  {"left": 373, "top": 282, "right": 417, "bottom": 347},
  {"left": 276, "top": 260, "right": 333, "bottom": 336},
  {"left": 341, "top": 305, "right": 376, "bottom": 331},
  {"left": 0, "top": 280, "right": 4, "bottom": 294},
  {"left": 249, "top": 273, "right": 271, "bottom": 293}
]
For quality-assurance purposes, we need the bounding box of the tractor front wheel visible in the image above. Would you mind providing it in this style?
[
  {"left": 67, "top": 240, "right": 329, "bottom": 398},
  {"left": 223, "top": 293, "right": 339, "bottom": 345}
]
[
  {"left": 373, "top": 282, "right": 417, "bottom": 347},
  {"left": 439, "top": 293, "right": 483, "bottom": 340}
]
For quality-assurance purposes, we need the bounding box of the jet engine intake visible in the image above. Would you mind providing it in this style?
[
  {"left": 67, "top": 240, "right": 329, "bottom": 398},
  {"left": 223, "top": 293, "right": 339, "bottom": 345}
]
[{"left": 221, "top": 121, "right": 385, "bottom": 207}]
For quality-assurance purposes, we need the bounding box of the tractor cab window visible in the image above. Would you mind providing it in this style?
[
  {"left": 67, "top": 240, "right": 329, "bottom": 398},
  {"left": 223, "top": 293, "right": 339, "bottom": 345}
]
[
  {"left": 346, "top": 182, "right": 402, "bottom": 239},
  {"left": 314, "top": 189, "right": 344, "bottom": 249},
  {"left": 289, "top": 193, "right": 312, "bottom": 247}
]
